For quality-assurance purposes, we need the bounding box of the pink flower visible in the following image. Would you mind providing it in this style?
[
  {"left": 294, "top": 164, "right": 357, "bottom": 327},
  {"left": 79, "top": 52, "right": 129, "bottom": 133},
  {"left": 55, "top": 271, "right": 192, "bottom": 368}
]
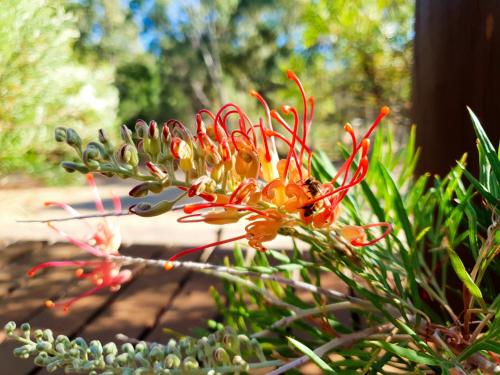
[{"left": 27, "top": 174, "right": 131, "bottom": 312}]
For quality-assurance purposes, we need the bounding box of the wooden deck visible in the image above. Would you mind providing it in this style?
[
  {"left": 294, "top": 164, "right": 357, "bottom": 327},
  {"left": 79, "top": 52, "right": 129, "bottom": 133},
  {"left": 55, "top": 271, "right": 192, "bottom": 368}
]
[{"left": 0, "top": 241, "right": 222, "bottom": 374}]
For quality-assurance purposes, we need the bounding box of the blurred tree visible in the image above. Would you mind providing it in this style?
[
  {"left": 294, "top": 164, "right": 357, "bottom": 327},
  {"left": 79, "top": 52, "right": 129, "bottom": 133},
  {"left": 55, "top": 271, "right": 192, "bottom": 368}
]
[
  {"left": 67, "top": 0, "right": 160, "bottom": 124},
  {"left": 0, "top": 0, "right": 118, "bottom": 183},
  {"left": 292, "top": 0, "right": 414, "bottom": 152},
  {"left": 128, "top": 0, "right": 295, "bottom": 124},
  {"left": 66, "top": 0, "right": 414, "bottom": 157},
  {"left": 115, "top": 58, "right": 161, "bottom": 125}
]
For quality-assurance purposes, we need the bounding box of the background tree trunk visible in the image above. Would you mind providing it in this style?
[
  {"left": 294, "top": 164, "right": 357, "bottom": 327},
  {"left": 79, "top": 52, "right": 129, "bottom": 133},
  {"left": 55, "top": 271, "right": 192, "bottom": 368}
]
[{"left": 413, "top": 0, "right": 500, "bottom": 176}]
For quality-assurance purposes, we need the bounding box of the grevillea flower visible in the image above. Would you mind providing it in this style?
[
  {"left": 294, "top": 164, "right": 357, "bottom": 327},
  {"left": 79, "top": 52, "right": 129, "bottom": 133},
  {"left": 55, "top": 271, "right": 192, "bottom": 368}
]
[
  {"left": 27, "top": 174, "right": 131, "bottom": 311},
  {"left": 152, "top": 70, "right": 392, "bottom": 265}
]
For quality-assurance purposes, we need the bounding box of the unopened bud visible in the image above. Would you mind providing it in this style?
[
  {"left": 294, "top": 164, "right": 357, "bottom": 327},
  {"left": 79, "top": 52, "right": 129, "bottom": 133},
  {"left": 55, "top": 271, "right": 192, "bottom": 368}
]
[
  {"left": 135, "top": 120, "right": 148, "bottom": 138},
  {"left": 183, "top": 356, "right": 199, "bottom": 369},
  {"left": 13, "top": 345, "right": 34, "bottom": 358},
  {"left": 54, "top": 127, "right": 67, "bottom": 142},
  {"left": 148, "top": 121, "right": 159, "bottom": 139},
  {"left": 232, "top": 355, "right": 247, "bottom": 367},
  {"left": 83, "top": 146, "right": 100, "bottom": 167},
  {"left": 65, "top": 128, "right": 81, "bottom": 148},
  {"left": 164, "top": 353, "right": 181, "bottom": 369},
  {"left": 149, "top": 345, "right": 164, "bottom": 362},
  {"left": 36, "top": 341, "right": 53, "bottom": 352},
  {"left": 4, "top": 321, "right": 16, "bottom": 334},
  {"left": 145, "top": 161, "right": 167, "bottom": 179},
  {"left": 117, "top": 144, "right": 138, "bottom": 167},
  {"left": 128, "top": 181, "right": 163, "bottom": 197},
  {"left": 120, "top": 125, "right": 134, "bottom": 144},
  {"left": 34, "top": 352, "right": 49, "bottom": 367},
  {"left": 103, "top": 342, "right": 117, "bottom": 356},
  {"left": 89, "top": 340, "right": 103, "bottom": 357},
  {"left": 61, "top": 161, "right": 89, "bottom": 174},
  {"left": 98, "top": 129, "right": 109, "bottom": 144},
  {"left": 130, "top": 199, "right": 176, "bottom": 217},
  {"left": 162, "top": 124, "right": 171, "bottom": 143},
  {"left": 213, "top": 347, "right": 230, "bottom": 364}
]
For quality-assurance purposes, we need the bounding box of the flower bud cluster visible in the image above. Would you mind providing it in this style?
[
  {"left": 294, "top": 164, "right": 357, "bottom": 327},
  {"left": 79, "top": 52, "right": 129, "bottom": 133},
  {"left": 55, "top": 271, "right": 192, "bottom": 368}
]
[
  {"left": 56, "top": 71, "right": 392, "bottom": 256},
  {"left": 5, "top": 322, "right": 266, "bottom": 374}
]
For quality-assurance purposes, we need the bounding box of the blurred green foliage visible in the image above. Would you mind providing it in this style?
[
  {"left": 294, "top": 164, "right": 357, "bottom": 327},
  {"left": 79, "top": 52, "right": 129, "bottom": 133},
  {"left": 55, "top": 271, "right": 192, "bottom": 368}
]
[
  {"left": 0, "top": 0, "right": 118, "bottom": 185},
  {"left": 0, "top": 0, "right": 413, "bottom": 183}
]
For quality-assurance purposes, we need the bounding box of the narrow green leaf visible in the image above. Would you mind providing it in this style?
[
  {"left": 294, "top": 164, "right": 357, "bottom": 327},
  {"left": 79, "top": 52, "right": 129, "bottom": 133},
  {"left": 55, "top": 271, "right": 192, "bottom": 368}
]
[
  {"left": 287, "top": 337, "right": 335, "bottom": 374},
  {"left": 458, "top": 340, "right": 500, "bottom": 361},
  {"left": 370, "top": 341, "right": 442, "bottom": 366},
  {"left": 446, "top": 247, "right": 484, "bottom": 305},
  {"left": 360, "top": 179, "right": 386, "bottom": 222},
  {"left": 458, "top": 162, "right": 497, "bottom": 205},
  {"left": 379, "top": 164, "right": 415, "bottom": 246},
  {"left": 467, "top": 107, "right": 500, "bottom": 181},
  {"left": 276, "top": 264, "right": 303, "bottom": 271},
  {"left": 269, "top": 250, "right": 290, "bottom": 263}
]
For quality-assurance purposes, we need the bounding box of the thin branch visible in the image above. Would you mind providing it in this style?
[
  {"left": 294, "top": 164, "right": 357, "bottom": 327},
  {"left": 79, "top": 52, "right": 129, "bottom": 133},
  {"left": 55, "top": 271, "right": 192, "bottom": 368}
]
[
  {"left": 252, "top": 301, "right": 372, "bottom": 338},
  {"left": 17, "top": 211, "right": 132, "bottom": 223},
  {"left": 109, "top": 255, "right": 373, "bottom": 307},
  {"left": 267, "top": 323, "right": 393, "bottom": 375}
]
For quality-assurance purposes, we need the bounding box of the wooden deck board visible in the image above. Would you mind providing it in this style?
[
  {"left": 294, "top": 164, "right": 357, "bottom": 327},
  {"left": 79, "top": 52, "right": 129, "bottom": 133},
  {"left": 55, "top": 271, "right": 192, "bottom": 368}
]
[
  {"left": 0, "top": 241, "right": 348, "bottom": 374},
  {"left": 0, "top": 241, "right": 224, "bottom": 374}
]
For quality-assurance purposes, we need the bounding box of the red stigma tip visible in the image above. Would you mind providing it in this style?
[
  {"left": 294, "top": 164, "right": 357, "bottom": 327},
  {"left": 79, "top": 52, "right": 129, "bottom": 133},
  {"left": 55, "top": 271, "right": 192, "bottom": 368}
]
[
  {"left": 281, "top": 105, "right": 291, "bottom": 113},
  {"left": 28, "top": 270, "right": 35, "bottom": 277},
  {"left": 344, "top": 123, "right": 353, "bottom": 132},
  {"left": 381, "top": 106, "right": 390, "bottom": 116},
  {"left": 164, "top": 261, "right": 174, "bottom": 271},
  {"left": 287, "top": 70, "right": 295, "bottom": 79}
]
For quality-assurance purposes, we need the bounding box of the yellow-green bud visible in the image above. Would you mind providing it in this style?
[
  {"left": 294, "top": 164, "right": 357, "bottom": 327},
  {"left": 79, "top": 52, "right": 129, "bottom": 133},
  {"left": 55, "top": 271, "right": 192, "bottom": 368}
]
[{"left": 165, "top": 354, "right": 181, "bottom": 369}]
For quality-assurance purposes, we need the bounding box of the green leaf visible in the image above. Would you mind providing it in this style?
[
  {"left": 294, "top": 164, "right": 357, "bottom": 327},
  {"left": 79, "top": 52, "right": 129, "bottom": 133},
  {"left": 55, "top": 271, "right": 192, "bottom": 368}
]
[
  {"left": 276, "top": 264, "right": 303, "bottom": 271},
  {"left": 458, "top": 340, "right": 500, "bottom": 361},
  {"left": 458, "top": 162, "right": 497, "bottom": 205},
  {"left": 370, "top": 341, "right": 442, "bottom": 366},
  {"left": 446, "top": 247, "right": 485, "bottom": 306},
  {"left": 360, "top": 179, "right": 386, "bottom": 222},
  {"left": 467, "top": 107, "right": 500, "bottom": 182},
  {"left": 311, "top": 151, "right": 335, "bottom": 182},
  {"left": 269, "top": 250, "right": 290, "bottom": 263},
  {"left": 287, "top": 337, "right": 335, "bottom": 374},
  {"left": 379, "top": 164, "right": 415, "bottom": 246}
]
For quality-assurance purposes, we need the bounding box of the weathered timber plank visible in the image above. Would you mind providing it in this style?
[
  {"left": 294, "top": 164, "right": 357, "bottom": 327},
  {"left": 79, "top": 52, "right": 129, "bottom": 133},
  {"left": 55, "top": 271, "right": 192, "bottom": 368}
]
[
  {"left": 0, "top": 245, "right": 159, "bottom": 374},
  {"left": 145, "top": 272, "right": 220, "bottom": 343},
  {"left": 78, "top": 262, "right": 188, "bottom": 344}
]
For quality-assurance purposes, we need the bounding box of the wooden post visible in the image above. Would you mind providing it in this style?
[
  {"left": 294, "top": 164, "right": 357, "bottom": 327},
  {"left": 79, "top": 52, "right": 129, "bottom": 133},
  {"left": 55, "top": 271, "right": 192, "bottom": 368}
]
[{"left": 413, "top": 0, "right": 500, "bottom": 176}]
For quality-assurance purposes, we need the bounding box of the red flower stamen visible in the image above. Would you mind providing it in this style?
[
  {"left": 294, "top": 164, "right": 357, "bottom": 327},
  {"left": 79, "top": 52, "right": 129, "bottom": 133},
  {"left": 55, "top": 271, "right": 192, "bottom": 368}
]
[
  {"left": 270, "top": 109, "right": 313, "bottom": 159},
  {"left": 286, "top": 70, "right": 310, "bottom": 168},
  {"left": 166, "top": 234, "right": 248, "bottom": 262},
  {"left": 86, "top": 174, "right": 105, "bottom": 214},
  {"left": 349, "top": 222, "right": 392, "bottom": 246},
  {"left": 177, "top": 186, "right": 216, "bottom": 202},
  {"left": 307, "top": 157, "right": 369, "bottom": 205},
  {"left": 27, "top": 260, "right": 104, "bottom": 277},
  {"left": 229, "top": 178, "right": 257, "bottom": 204},
  {"left": 257, "top": 118, "right": 272, "bottom": 162},
  {"left": 47, "top": 223, "right": 105, "bottom": 257},
  {"left": 281, "top": 105, "right": 303, "bottom": 181}
]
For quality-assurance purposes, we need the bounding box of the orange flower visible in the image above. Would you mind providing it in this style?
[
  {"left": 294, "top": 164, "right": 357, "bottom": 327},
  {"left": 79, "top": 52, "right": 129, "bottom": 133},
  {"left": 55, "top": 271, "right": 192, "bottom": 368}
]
[{"left": 160, "top": 71, "right": 392, "bottom": 263}]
